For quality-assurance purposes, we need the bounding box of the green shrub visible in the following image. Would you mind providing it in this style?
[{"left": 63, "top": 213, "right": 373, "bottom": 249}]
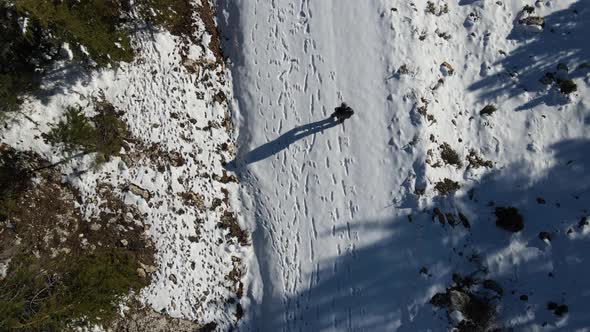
[
  {"left": 46, "top": 105, "right": 97, "bottom": 154},
  {"left": 1, "top": 0, "right": 134, "bottom": 118},
  {"left": 14, "top": 0, "right": 134, "bottom": 66},
  {"left": 46, "top": 102, "right": 127, "bottom": 161},
  {"left": 92, "top": 99, "right": 128, "bottom": 159},
  {"left": 0, "top": 250, "right": 145, "bottom": 331}
]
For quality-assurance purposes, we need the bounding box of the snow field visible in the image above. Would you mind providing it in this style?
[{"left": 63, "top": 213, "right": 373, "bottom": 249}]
[{"left": 221, "top": 0, "right": 590, "bottom": 330}]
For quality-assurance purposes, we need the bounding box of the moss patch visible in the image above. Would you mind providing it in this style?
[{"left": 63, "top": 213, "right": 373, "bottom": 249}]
[{"left": 0, "top": 250, "right": 145, "bottom": 331}]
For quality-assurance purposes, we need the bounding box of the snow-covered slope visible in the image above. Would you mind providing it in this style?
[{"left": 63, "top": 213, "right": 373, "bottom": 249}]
[
  {"left": 219, "top": 0, "right": 590, "bottom": 330},
  {"left": 2, "top": 3, "right": 247, "bottom": 329}
]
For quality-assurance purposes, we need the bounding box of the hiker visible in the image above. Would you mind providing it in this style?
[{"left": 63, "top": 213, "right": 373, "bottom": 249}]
[{"left": 331, "top": 102, "right": 354, "bottom": 123}]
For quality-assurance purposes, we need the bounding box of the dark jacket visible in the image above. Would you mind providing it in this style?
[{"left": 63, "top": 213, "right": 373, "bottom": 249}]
[{"left": 331, "top": 103, "right": 354, "bottom": 122}]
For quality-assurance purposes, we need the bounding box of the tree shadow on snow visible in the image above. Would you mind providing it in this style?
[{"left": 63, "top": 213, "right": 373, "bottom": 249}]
[
  {"left": 468, "top": 1, "right": 590, "bottom": 111},
  {"left": 225, "top": 118, "right": 339, "bottom": 169},
  {"left": 259, "top": 139, "right": 590, "bottom": 331},
  {"left": 35, "top": 24, "right": 159, "bottom": 106}
]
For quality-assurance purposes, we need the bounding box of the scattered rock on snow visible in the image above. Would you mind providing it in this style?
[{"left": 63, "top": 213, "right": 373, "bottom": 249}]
[
  {"left": 578, "top": 216, "right": 589, "bottom": 229},
  {"left": 137, "top": 268, "right": 147, "bottom": 278},
  {"left": 495, "top": 207, "right": 524, "bottom": 232},
  {"left": 479, "top": 104, "right": 497, "bottom": 116},
  {"left": 125, "top": 183, "right": 151, "bottom": 201},
  {"left": 430, "top": 292, "right": 451, "bottom": 308},
  {"left": 467, "top": 150, "right": 493, "bottom": 169},
  {"left": 538, "top": 231, "right": 552, "bottom": 242},
  {"left": 519, "top": 16, "right": 545, "bottom": 29},
  {"left": 433, "top": 208, "right": 446, "bottom": 224},
  {"left": 482, "top": 279, "right": 503, "bottom": 296},
  {"left": 440, "top": 61, "right": 455, "bottom": 76},
  {"left": 140, "top": 263, "right": 157, "bottom": 274},
  {"left": 547, "top": 302, "right": 569, "bottom": 317},
  {"left": 459, "top": 212, "right": 471, "bottom": 229}
]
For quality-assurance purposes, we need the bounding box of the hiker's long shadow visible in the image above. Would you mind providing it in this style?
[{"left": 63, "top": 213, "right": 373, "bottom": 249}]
[{"left": 227, "top": 117, "right": 339, "bottom": 169}]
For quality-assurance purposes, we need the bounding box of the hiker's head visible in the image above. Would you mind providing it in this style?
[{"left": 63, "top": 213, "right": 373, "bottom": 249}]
[{"left": 341, "top": 102, "right": 348, "bottom": 108}]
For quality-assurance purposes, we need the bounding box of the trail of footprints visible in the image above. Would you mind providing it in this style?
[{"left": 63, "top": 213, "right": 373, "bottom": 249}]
[{"left": 248, "top": 0, "right": 366, "bottom": 328}]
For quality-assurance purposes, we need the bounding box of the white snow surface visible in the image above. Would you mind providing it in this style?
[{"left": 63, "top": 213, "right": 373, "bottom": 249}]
[{"left": 219, "top": 0, "right": 590, "bottom": 330}]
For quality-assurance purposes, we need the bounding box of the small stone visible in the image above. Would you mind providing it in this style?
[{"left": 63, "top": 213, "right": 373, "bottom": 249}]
[
  {"left": 126, "top": 183, "right": 151, "bottom": 201},
  {"left": 137, "top": 268, "right": 147, "bottom": 278},
  {"left": 538, "top": 231, "right": 552, "bottom": 242},
  {"left": 480, "top": 104, "right": 497, "bottom": 116},
  {"left": 430, "top": 292, "right": 450, "bottom": 308},
  {"left": 459, "top": 212, "right": 471, "bottom": 229},
  {"left": 441, "top": 62, "right": 455, "bottom": 76},
  {"left": 495, "top": 207, "right": 524, "bottom": 232},
  {"left": 141, "top": 263, "right": 157, "bottom": 274},
  {"left": 449, "top": 290, "right": 471, "bottom": 312},
  {"left": 483, "top": 279, "right": 503, "bottom": 295},
  {"left": 578, "top": 216, "right": 588, "bottom": 229},
  {"left": 120, "top": 239, "right": 128, "bottom": 246},
  {"left": 555, "top": 304, "right": 568, "bottom": 316},
  {"left": 519, "top": 16, "right": 545, "bottom": 28}
]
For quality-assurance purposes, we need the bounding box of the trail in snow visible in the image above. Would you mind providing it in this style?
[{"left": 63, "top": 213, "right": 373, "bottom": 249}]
[
  {"left": 221, "top": 1, "right": 418, "bottom": 330},
  {"left": 219, "top": 0, "right": 590, "bottom": 330}
]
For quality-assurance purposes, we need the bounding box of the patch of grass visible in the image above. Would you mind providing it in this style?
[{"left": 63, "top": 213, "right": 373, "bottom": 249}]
[
  {"left": 466, "top": 150, "right": 493, "bottom": 169},
  {"left": 218, "top": 210, "right": 249, "bottom": 246},
  {"left": 46, "top": 100, "right": 128, "bottom": 161},
  {"left": 137, "top": 0, "right": 194, "bottom": 37},
  {"left": 435, "top": 178, "right": 460, "bottom": 195},
  {"left": 0, "top": 250, "right": 145, "bottom": 331},
  {"left": 440, "top": 143, "right": 462, "bottom": 168}
]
